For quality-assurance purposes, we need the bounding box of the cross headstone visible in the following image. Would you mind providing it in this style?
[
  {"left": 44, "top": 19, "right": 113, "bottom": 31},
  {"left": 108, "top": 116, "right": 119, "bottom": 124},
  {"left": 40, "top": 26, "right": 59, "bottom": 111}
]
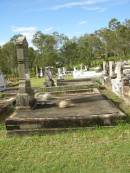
[{"left": 16, "top": 36, "right": 34, "bottom": 110}]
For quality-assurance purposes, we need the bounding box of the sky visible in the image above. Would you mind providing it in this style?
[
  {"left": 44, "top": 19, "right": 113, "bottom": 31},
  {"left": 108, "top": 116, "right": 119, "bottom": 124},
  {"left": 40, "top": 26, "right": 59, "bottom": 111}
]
[{"left": 0, "top": 0, "right": 130, "bottom": 46}]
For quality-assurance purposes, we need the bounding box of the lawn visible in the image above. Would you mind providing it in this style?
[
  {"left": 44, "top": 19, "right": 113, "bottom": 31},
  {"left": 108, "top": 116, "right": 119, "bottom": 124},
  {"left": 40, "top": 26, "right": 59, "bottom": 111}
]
[
  {"left": 1, "top": 123, "right": 130, "bottom": 173},
  {"left": 1, "top": 81, "right": 130, "bottom": 173},
  {"left": 31, "top": 77, "right": 44, "bottom": 88}
]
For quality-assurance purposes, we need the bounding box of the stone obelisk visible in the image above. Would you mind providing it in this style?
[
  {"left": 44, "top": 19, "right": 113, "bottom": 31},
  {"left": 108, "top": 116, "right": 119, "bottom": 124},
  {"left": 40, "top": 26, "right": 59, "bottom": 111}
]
[{"left": 16, "top": 36, "right": 34, "bottom": 110}]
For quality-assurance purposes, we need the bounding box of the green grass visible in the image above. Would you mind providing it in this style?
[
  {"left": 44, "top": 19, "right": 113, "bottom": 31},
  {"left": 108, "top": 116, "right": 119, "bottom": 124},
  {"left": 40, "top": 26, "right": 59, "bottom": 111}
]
[
  {"left": 31, "top": 77, "right": 45, "bottom": 88},
  {"left": 0, "top": 92, "right": 6, "bottom": 98},
  {"left": 31, "top": 75, "right": 74, "bottom": 88},
  {"left": 1, "top": 81, "right": 130, "bottom": 172},
  {"left": 1, "top": 124, "right": 130, "bottom": 173}
]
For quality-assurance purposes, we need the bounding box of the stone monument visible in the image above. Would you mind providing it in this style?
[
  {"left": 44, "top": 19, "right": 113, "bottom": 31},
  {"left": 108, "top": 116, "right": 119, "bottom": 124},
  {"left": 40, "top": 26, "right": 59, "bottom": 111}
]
[
  {"left": 44, "top": 67, "right": 55, "bottom": 87},
  {"left": 58, "top": 68, "right": 63, "bottom": 79},
  {"left": 109, "top": 61, "right": 114, "bottom": 77},
  {"left": 0, "top": 71, "right": 6, "bottom": 91},
  {"left": 16, "top": 36, "right": 34, "bottom": 110},
  {"left": 103, "top": 61, "right": 107, "bottom": 75}
]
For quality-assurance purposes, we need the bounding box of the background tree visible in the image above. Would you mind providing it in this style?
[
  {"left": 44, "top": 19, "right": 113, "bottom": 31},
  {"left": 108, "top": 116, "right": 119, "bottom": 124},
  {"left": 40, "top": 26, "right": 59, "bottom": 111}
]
[
  {"left": 0, "top": 42, "right": 17, "bottom": 76},
  {"left": 0, "top": 18, "right": 130, "bottom": 76}
]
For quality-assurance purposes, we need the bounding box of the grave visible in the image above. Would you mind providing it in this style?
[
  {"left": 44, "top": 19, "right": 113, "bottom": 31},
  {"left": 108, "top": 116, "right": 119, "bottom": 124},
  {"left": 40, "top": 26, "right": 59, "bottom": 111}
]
[
  {"left": 44, "top": 67, "right": 55, "bottom": 87},
  {"left": 111, "top": 62, "right": 123, "bottom": 96},
  {"left": 57, "top": 67, "right": 66, "bottom": 80},
  {"left": 5, "top": 37, "right": 127, "bottom": 136},
  {"left": 72, "top": 66, "right": 102, "bottom": 79},
  {"left": 15, "top": 36, "right": 34, "bottom": 110},
  {"left": 0, "top": 72, "right": 6, "bottom": 91},
  {"left": 102, "top": 60, "right": 130, "bottom": 105}
]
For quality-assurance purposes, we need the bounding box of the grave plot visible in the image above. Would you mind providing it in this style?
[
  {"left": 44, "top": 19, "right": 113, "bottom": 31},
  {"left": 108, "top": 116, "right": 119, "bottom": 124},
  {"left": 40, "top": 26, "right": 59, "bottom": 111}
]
[
  {"left": 5, "top": 36, "right": 127, "bottom": 136},
  {"left": 6, "top": 90, "right": 126, "bottom": 136}
]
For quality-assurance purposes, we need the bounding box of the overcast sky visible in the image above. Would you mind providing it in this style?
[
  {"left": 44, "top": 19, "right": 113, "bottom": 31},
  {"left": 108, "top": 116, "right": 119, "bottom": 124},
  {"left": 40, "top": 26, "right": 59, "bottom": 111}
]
[{"left": 0, "top": 0, "right": 130, "bottom": 46}]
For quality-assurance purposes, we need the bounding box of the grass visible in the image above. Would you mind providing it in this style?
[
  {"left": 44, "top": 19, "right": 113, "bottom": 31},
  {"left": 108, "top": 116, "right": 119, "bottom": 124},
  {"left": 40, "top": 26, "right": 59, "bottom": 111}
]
[
  {"left": 1, "top": 80, "right": 130, "bottom": 172},
  {"left": 1, "top": 124, "right": 130, "bottom": 173},
  {"left": 30, "top": 75, "right": 73, "bottom": 88},
  {"left": 31, "top": 77, "right": 45, "bottom": 88},
  {"left": 0, "top": 92, "right": 6, "bottom": 98}
]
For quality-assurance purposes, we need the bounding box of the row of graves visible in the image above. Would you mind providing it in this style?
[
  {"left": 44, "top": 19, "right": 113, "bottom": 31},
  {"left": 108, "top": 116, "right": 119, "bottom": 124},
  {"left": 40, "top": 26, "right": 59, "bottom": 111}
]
[
  {"left": 102, "top": 61, "right": 130, "bottom": 104},
  {"left": 5, "top": 36, "right": 127, "bottom": 136}
]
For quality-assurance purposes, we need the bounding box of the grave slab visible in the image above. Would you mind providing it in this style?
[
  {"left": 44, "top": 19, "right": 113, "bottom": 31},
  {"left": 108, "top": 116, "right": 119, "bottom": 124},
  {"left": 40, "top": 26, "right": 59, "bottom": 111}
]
[{"left": 6, "top": 91, "right": 127, "bottom": 136}]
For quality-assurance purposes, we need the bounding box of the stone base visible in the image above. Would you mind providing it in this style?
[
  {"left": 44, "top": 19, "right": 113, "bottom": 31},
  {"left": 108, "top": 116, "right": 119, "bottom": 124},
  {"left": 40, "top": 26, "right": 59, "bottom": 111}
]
[{"left": 16, "top": 93, "right": 30, "bottom": 107}]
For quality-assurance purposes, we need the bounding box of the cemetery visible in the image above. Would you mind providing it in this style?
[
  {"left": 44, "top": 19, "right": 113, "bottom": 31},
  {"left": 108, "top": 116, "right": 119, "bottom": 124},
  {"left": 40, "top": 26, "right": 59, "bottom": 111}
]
[
  {"left": 1, "top": 36, "right": 130, "bottom": 171},
  {"left": 0, "top": 4, "right": 130, "bottom": 171},
  {"left": 3, "top": 37, "right": 128, "bottom": 136}
]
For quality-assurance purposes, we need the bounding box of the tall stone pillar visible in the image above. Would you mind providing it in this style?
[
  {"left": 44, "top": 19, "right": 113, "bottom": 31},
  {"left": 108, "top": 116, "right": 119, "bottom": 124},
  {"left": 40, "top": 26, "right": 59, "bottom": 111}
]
[{"left": 16, "top": 36, "right": 34, "bottom": 110}]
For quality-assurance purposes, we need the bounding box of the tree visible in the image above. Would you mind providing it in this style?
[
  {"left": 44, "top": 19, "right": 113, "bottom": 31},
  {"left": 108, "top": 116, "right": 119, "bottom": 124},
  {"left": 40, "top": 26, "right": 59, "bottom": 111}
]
[
  {"left": 10, "top": 34, "right": 23, "bottom": 43},
  {"left": 60, "top": 38, "right": 79, "bottom": 69},
  {"left": 32, "top": 31, "right": 62, "bottom": 68},
  {"left": 108, "top": 18, "right": 121, "bottom": 31},
  {"left": 0, "top": 42, "right": 17, "bottom": 76}
]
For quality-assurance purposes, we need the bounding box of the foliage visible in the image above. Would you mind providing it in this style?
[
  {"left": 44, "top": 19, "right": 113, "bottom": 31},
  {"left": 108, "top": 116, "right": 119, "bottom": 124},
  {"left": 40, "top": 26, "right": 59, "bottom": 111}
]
[
  {"left": 0, "top": 42, "right": 17, "bottom": 76},
  {"left": 0, "top": 18, "right": 130, "bottom": 76}
]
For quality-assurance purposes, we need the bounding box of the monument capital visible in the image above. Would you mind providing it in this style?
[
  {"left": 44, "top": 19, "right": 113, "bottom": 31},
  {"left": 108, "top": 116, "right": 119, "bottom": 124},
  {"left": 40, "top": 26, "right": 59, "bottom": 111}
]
[{"left": 16, "top": 36, "right": 28, "bottom": 48}]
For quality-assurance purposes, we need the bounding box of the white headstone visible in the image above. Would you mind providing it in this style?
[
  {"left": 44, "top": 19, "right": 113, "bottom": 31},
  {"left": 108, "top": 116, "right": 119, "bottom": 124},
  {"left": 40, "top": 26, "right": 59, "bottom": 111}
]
[
  {"left": 116, "top": 62, "right": 122, "bottom": 80},
  {"left": 85, "top": 66, "right": 87, "bottom": 71},
  {"left": 58, "top": 68, "right": 63, "bottom": 79},
  {"left": 62, "top": 67, "right": 66, "bottom": 75},
  {"left": 109, "top": 61, "right": 114, "bottom": 77},
  {"left": 0, "top": 72, "right": 6, "bottom": 91},
  {"left": 40, "top": 68, "right": 43, "bottom": 77},
  {"left": 103, "top": 61, "right": 107, "bottom": 75},
  {"left": 111, "top": 61, "right": 123, "bottom": 96}
]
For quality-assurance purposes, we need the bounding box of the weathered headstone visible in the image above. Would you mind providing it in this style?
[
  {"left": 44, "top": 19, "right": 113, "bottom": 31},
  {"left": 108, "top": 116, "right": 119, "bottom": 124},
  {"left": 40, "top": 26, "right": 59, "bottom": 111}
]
[
  {"left": 116, "top": 62, "right": 122, "bottom": 80},
  {"left": 111, "top": 62, "right": 123, "bottom": 96},
  {"left": 109, "top": 61, "right": 114, "bottom": 77},
  {"left": 85, "top": 66, "right": 87, "bottom": 71},
  {"left": 0, "top": 71, "right": 6, "bottom": 91},
  {"left": 62, "top": 67, "right": 66, "bottom": 75},
  {"left": 44, "top": 67, "right": 55, "bottom": 87},
  {"left": 58, "top": 68, "right": 63, "bottom": 79},
  {"left": 103, "top": 61, "right": 107, "bottom": 75},
  {"left": 123, "top": 65, "right": 130, "bottom": 78},
  {"left": 39, "top": 67, "right": 43, "bottom": 78},
  {"left": 16, "top": 36, "right": 34, "bottom": 110}
]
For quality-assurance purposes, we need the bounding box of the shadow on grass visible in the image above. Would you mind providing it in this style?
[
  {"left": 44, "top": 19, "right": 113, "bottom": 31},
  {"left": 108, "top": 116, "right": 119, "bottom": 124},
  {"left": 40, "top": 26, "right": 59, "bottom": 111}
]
[{"left": 0, "top": 106, "right": 15, "bottom": 123}]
